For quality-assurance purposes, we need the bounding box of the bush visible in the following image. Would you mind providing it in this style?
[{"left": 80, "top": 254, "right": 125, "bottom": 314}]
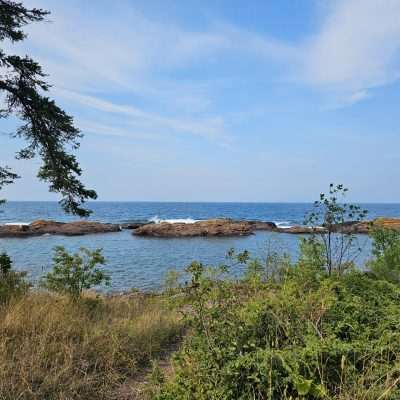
[
  {"left": 0, "top": 252, "right": 29, "bottom": 304},
  {"left": 164, "top": 268, "right": 182, "bottom": 294},
  {"left": 298, "top": 236, "right": 325, "bottom": 271},
  {"left": 156, "top": 255, "right": 400, "bottom": 399},
  {"left": 368, "top": 227, "right": 400, "bottom": 285},
  {"left": 41, "top": 246, "right": 110, "bottom": 299}
]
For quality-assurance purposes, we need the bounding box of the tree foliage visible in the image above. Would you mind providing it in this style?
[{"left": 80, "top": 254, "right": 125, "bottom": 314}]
[
  {"left": 0, "top": 251, "right": 12, "bottom": 274},
  {"left": 0, "top": 166, "right": 19, "bottom": 204},
  {"left": 0, "top": 0, "right": 97, "bottom": 216}
]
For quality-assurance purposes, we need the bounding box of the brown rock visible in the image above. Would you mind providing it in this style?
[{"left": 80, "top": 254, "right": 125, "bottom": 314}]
[
  {"left": 371, "top": 218, "right": 400, "bottom": 231},
  {"left": 325, "top": 219, "right": 400, "bottom": 234},
  {"left": 247, "top": 221, "right": 277, "bottom": 231},
  {"left": 54, "top": 221, "right": 121, "bottom": 236},
  {"left": 2, "top": 217, "right": 399, "bottom": 239},
  {"left": 330, "top": 221, "right": 370, "bottom": 234},
  {"left": 120, "top": 221, "right": 152, "bottom": 230},
  {"left": 0, "top": 220, "right": 121, "bottom": 238},
  {"left": 277, "top": 226, "right": 326, "bottom": 234},
  {"left": 133, "top": 219, "right": 254, "bottom": 237},
  {"left": 278, "top": 218, "right": 400, "bottom": 235}
]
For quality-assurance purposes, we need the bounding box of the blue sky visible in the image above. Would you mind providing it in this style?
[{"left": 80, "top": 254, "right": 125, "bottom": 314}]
[{"left": 1, "top": 0, "right": 400, "bottom": 202}]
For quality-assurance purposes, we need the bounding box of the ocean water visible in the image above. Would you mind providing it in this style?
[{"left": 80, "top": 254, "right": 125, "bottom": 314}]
[{"left": 1, "top": 201, "right": 399, "bottom": 291}]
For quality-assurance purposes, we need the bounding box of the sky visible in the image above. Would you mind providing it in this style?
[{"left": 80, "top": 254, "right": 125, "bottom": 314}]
[{"left": 1, "top": 0, "right": 400, "bottom": 202}]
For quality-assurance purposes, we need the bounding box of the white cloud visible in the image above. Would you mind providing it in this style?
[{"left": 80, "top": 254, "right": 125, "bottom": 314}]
[
  {"left": 76, "top": 120, "right": 162, "bottom": 141},
  {"left": 5, "top": 0, "right": 234, "bottom": 143},
  {"left": 6, "top": 0, "right": 400, "bottom": 130},
  {"left": 9, "top": 1, "right": 228, "bottom": 115},
  {"left": 57, "top": 89, "right": 227, "bottom": 142},
  {"left": 323, "top": 90, "right": 371, "bottom": 110},
  {"left": 300, "top": 0, "right": 400, "bottom": 102}
]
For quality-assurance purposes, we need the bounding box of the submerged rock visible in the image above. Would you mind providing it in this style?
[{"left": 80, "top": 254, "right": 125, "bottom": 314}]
[{"left": 0, "top": 220, "right": 121, "bottom": 238}]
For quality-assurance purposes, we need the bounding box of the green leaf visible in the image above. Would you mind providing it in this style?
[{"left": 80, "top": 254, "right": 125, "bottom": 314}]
[{"left": 295, "top": 378, "right": 312, "bottom": 396}]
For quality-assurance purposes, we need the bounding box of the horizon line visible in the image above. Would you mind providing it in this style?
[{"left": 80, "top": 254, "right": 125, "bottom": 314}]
[{"left": 3, "top": 200, "right": 400, "bottom": 205}]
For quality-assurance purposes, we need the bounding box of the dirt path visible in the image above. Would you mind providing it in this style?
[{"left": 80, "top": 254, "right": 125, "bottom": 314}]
[{"left": 113, "top": 343, "right": 179, "bottom": 399}]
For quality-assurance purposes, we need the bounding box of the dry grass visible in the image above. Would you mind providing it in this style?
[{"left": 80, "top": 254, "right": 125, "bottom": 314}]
[{"left": 0, "top": 292, "right": 183, "bottom": 399}]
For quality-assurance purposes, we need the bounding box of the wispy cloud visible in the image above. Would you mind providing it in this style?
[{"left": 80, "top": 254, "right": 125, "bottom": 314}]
[
  {"left": 323, "top": 90, "right": 371, "bottom": 111},
  {"left": 76, "top": 120, "right": 162, "bottom": 141},
  {"left": 3, "top": 0, "right": 400, "bottom": 202},
  {"left": 12, "top": 1, "right": 235, "bottom": 142},
  {"left": 10, "top": 0, "right": 400, "bottom": 135},
  {"left": 57, "top": 89, "right": 227, "bottom": 142},
  {"left": 299, "top": 0, "right": 400, "bottom": 103}
]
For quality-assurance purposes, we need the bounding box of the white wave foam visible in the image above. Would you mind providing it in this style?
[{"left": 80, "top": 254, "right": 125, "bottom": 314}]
[
  {"left": 274, "top": 221, "right": 294, "bottom": 229},
  {"left": 149, "top": 216, "right": 199, "bottom": 224},
  {"left": 4, "top": 222, "right": 30, "bottom": 226}
]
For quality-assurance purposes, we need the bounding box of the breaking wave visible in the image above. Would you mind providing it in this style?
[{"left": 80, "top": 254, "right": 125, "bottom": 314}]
[
  {"left": 149, "top": 216, "right": 199, "bottom": 224},
  {"left": 273, "top": 221, "right": 294, "bottom": 229}
]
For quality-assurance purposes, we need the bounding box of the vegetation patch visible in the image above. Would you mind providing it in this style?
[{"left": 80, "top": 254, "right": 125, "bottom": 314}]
[
  {"left": 155, "top": 250, "right": 400, "bottom": 399},
  {"left": 0, "top": 291, "right": 183, "bottom": 399}
]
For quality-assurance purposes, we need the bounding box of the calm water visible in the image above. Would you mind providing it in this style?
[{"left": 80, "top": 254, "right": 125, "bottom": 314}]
[{"left": 1, "top": 202, "right": 399, "bottom": 291}]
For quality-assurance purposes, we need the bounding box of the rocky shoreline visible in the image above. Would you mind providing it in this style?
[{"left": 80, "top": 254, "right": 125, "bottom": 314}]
[
  {"left": 131, "top": 218, "right": 360, "bottom": 237},
  {"left": 0, "top": 220, "right": 121, "bottom": 238},
  {"left": 1, "top": 217, "right": 400, "bottom": 238}
]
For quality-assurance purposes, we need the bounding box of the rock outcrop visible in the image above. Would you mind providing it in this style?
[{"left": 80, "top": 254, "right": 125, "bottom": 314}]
[
  {"left": 0, "top": 220, "right": 121, "bottom": 238},
  {"left": 275, "top": 226, "right": 325, "bottom": 234},
  {"left": 276, "top": 218, "right": 400, "bottom": 235},
  {"left": 247, "top": 221, "right": 277, "bottom": 231},
  {"left": 133, "top": 219, "right": 257, "bottom": 237},
  {"left": 370, "top": 218, "right": 400, "bottom": 231},
  {"left": 341, "top": 218, "right": 400, "bottom": 234},
  {"left": 132, "top": 219, "right": 329, "bottom": 237},
  {"left": 1, "top": 217, "right": 399, "bottom": 239},
  {"left": 132, "top": 217, "right": 400, "bottom": 237},
  {"left": 120, "top": 221, "right": 152, "bottom": 230}
]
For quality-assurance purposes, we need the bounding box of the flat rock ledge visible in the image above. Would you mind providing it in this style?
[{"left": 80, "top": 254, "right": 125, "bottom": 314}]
[
  {"left": 133, "top": 219, "right": 257, "bottom": 237},
  {"left": 132, "top": 218, "right": 400, "bottom": 238},
  {"left": 0, "top": 220, "right": 121, "bottom": 238},
  {"left": 132, "top": 219, "right": 300, "bottom": 237}
]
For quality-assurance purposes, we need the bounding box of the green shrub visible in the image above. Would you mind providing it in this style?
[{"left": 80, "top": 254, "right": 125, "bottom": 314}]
[
  {"left": 156, "top": 256, "right": 400, "bottom": 399},
  {"left": 368, "top": 227, "right": 400, "bottom": 285},
  {"left": 164, "top": 268, "right": 182, "bottom": 294},
  {"left": 0, "top": 252, "right": 29, "bottom": 304},
  {"left": 305, "top": 184, "right": 368, "bottom": 275},
  {"left": 298, "top": 236, "right": 325, "bottom": 271},
  {"left": 41, "top": 246, "right": 110, "bottom": 299}
]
